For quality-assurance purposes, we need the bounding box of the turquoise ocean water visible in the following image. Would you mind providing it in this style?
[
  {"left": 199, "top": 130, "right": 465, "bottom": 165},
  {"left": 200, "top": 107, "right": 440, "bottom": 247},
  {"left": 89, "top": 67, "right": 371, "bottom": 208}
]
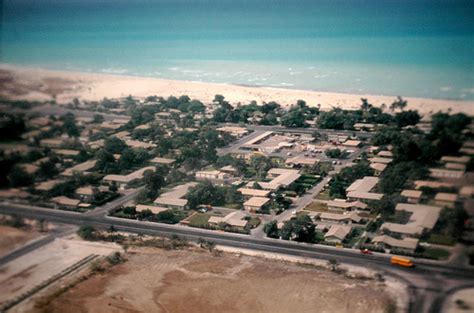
[{"left": 1, "top": 0, "right": 473, "bottom": 100}]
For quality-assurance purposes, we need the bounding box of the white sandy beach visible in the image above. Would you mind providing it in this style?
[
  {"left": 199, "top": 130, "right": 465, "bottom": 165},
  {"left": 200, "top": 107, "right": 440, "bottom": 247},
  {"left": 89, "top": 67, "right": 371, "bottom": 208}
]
[{"left": 1, "top": 64, "right": 473, "bottom": 115}]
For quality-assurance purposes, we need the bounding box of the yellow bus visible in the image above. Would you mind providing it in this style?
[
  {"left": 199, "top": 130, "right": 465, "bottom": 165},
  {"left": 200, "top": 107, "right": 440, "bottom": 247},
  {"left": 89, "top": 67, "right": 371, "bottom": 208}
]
[{"left": 391, "top": 256, "right": 414, "bottom": 267}]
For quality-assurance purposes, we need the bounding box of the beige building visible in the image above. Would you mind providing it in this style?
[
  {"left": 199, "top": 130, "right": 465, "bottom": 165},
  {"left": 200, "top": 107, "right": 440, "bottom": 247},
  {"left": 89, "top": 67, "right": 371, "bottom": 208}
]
[
  {"left": 243, "top": 196, "right": 270, "bottom": 213},
  {"left": 434, "top": 192, "right": 458, "bottom": 208},
  {"left": 208, "top": 211, "right": 249, "bottom": 229},
  {"left": 103, "top": 166, "right": 156, "bottom": 189},
  {"left": 401, "top": 189, "right": 423, "bottom": 204},
  {"left": 324, "top": 225, "right": 352, "bottom": 243}
]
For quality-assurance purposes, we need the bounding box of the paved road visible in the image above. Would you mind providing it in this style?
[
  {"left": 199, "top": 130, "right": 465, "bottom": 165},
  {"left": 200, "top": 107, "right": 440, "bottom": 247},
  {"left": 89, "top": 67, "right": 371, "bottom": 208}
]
[
  {"left": 220, "top": 123, "right": 375, "bottom": 139},
  {"left": 85, "top": 187, "right": 144, "bottom": 217}
]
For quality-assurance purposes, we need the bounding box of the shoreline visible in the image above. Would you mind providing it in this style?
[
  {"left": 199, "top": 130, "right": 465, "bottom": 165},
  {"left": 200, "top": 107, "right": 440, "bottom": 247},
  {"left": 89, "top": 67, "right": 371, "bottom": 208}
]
[{"left": 1, "top": 63, "right": 473, "bottom": 115}]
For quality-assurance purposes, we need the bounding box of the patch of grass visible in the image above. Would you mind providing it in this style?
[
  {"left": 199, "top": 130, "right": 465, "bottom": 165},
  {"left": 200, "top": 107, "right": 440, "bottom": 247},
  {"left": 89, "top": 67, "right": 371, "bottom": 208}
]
[
  {"left": 315, "top": 189, "right": 331, "bottom": 200},
  {"left": 305, "top": 201, "right": 328, "bottom": 212},
  {"left": 419, "top": 247, "right": 451, "bottom": 260},
  {"left": 248, "top": 217, "right": 261, "bottom": 228},
  {"left": 426, "top": 234, "right": 456, "bottom": 246},
  {"left": 188, "top": 213, "right": 211, "bottom": 227}
]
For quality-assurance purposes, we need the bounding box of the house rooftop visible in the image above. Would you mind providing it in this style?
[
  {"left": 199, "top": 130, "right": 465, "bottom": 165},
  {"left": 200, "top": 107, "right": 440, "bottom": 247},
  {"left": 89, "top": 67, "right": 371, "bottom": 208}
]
[
  {"left": 244, "top": 196, "right": 270, "bottom": 208},
  {"left": 346, "top": 176, "right": 379, "bottom": 193},
  {"left": 238, "top": 188, "right": 271, "bottom": 198},
  {"left": 324, "top": 225, "right": 351, "bottom": 240},
  {"left": 434, "top": 192, "right": 458, "bottom": 202},
  {"left": 61, "top": 160, "right": 97, "bottom": 177},
  {"left": 52, "top": 196, "right": 80, "bottom": 207},
  {"left": 135, "top": 204, "right": 169, "bottom": 214},
  {"left": 401, "top": 189, "right": 423, "bottom": 199},
  {"left": 368, "top": 157, "right": 393, "bottom": 164},
  {"left": 103, "top": 166, "right": 155, "bottom": 183},
  {"left": 372, "top": 235, "right": 419, "bottom": 250},
  {"left": 150, "top": 157, "right": 176, "bottom": 165},
  {"left": 440, "top": 156, "right": 470, "bottom": 164},
  {"left": 209, "top": 210, "right": 249, "bottom": 228}
]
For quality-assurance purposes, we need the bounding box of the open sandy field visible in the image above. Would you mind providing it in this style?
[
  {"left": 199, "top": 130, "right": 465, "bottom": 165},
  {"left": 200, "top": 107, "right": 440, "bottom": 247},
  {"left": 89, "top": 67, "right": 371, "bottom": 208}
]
[
  {"left": 0, "top": 225, "right": 39, "bottom": 257},
  {"left": 0, "top": 236, "right": 121, "bottom": 310},
  {"left": 36, "top": 247, "right": 393, "bottom": 313},
  {"left": 1, "top": 63, "right": 473, "bottom": 115}
]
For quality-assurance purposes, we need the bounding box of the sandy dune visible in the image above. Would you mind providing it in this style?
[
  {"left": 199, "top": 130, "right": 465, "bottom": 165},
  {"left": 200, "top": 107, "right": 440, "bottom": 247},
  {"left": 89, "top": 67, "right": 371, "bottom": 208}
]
[{"left": 1, "top": 63, "right": 473, "bottom": 115}]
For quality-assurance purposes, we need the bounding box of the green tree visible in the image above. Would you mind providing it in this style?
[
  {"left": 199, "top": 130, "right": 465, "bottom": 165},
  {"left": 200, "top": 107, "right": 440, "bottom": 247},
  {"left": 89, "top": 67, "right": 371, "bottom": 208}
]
[
  {"left": 280, "top": 214, "right": 315, "bottom": 243},
  {"left": 104, "top": 137, "right": 127, "bottom": 154},
  {"left": 7, "top": 165, "right": 34, "bottom": 187},
  {"left": 263, "top": 220, "right": 280, "bottom": 238}
]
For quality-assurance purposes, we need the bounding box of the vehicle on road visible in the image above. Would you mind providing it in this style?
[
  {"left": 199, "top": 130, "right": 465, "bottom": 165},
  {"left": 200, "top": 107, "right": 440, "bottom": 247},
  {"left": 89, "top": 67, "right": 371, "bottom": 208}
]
[
  {"left": 391, "top": 256, "right": 414, "bottom": 267},
  {"left": 360, "top": 249, "right": 373, "bottom": 255}
]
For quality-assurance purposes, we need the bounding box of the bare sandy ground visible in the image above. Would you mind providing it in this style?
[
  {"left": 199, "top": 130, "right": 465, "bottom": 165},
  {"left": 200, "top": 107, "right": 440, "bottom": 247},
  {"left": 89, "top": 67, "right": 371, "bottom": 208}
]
[
  {"left": 37, "top": 247, "right": 393, "bottom": 313},
  {"left": 0, "top": 226, "right": 39, "bottom": 257},
  {"left": 1, "top": 64, "right": 473, "bottom": 115},
  {"left": 0, "top": 236, "right": 121, "bottom": 309}
]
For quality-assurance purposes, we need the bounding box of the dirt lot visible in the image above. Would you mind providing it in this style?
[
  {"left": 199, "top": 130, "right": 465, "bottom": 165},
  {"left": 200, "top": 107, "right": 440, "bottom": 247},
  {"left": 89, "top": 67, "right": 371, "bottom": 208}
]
[
  {"left": 39, "top": 247, "right": 392, "bottom": 313},
  {"left": 0, "top": 236, "right": 121, "bottom": 309},
  {"left": 0, "top": 225, "right": 39, "bottom": 257}
]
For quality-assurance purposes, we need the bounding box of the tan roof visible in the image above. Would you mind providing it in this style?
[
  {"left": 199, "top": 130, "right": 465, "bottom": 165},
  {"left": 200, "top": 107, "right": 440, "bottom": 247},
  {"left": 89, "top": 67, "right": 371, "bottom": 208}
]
[
  {"left": 39, "top": 138, "right": 63, "bottom": 148},
  {"left": 76, "top": 186, "right": 94, "bottom": 196},
  {"left": 286, "top": 155, "right": 318, "bottom": 166},
  {"left": 135, "top": 204, "right": 169, "bottom": 214},
  {"left": 19, "top": 164, "right": 39, "bottom": 174},
  {"left": 429, "top": 168, "right": 464, "bottom": 179},
  {"left": 445, "top": 163, "right": 466, "bottom": 171},
  {"left": 460, "top": 186, "right": 474, "bottom": 197},
  {"left": 0, "top": 188, "right": 30, "bottom": 199},
  {"left": 327, "top": 199, "right": 368, "bottom": 210},
  {"left": 372, "top": 235, "right": 418, "bottom": 250},
  {"left": 103, "top": 166, "right": 155, "bottom": 183},
  {"left": 61, "top": 160, "right": 97, "bottom": 177},
  {"left": 381, "top": 203, "right": 442, "bottom": 235},
  {"left": 370, "top": 163, "right": 387, "bottom": 172},
  {"left": 401, "top": 189, "right": 423, "bottom": 199},
  {"left": 153, "top": 182, "right": 198, "bottom": 207},
  {"left": 259, "top": 168, "right": 301, "bottom": 190},
  {"left": 368, "top": 157, "right": 393, "bottom": 164},
  {"left": 414, "top": 180, "right": 455, "bottom": 189},
  {"left": 36, "top": 179, "right": 63, "bottom": 191},
  {"left": 114, "top": 131, "right": 131, "bottom": 139},
  {"left": 440, "top": 156, "right": 470, "bottom": 164},
  {"left": 377, "top": 150, "right": 393, "bottom": 158},
  {"left": 125, "top": 139, "right": 156, "bottom": 149},
  {"left": 238, "top": 188, "right": 271, "bottom": 197},
  {"left": 52, "top": 149, "right": 80, "bottom": 156},
  {"left": 319, "top": 212, "right": 362, "bottom": 223},
  {"left": 150, "top": 157, "right": 176, "bottom": 165},
  {"left": 209, "top": 211, "right": 249, "bottom": 228},
  {"left": 343, "top": 140, "right": 361, "bottom": 147},
  {"left": 244, "top": 196, "right": 270, "bottom": 208},
  {"left": 52, "top": 196, "right": 80, "bottom": 206},
  {"left": 346, "top": 176, "right": 379, "bottom": 193},
  {"left": 434, "top": 192, "right": 458, "bottom": 202},
  {"left": 347, "top": 191, "right": 383, "bottom": 201},
  {"left": 324, "top": 225, "right": 351, "bottom": 240}
]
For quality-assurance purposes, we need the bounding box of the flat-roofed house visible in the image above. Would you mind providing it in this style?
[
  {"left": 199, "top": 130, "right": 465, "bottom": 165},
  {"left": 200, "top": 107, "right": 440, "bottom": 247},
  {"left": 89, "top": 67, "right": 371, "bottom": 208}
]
[
  {"left": 103, "top": 166, "right": 155, "bottom": 189},
  {"left": 372, "top": 235, "right": 418, "bottom": 254},
  {"left": 368, "top": 157, "right": 393, "bottom": 164},
  {"left": 377, "top": 150, "right": 393, "bottom": 158},
  {"left": 460, "top": 186, "right": 474, "bottom": 199},
  {"left": 429, "top": 168, "right": 464, "bottom": 180},
  {"left": 370, "top": 163, "right": 387, "bottom": 176},
  {"left": 39, "top": 138, "right": 63, "bottom": 148},
  {"left": 327, "top": 199, "right": 368, "bottom": 212},
  {"left": 61, "top": 160, "right": 97, "bottom": 177},
  {"left": 237, "top": 188, "right": 271, "bottom": 200},
  {"left": 135, "top": 204, "right": 169, "bottom": 214},
  {"left": 51, "top": 196, "right": 80, "bottom": 209},
  {"left": 346, "top": 176, "right": 383, "bottom": 202},
  {"left": 52, "top": 149, "right": 80, "bottom": 158},
  {"left": 125, "top": 139, "right": 156, "bottom": 149},
  {"left": 434, "top": 192, "right": 458, "bottom": 208},
  {"left": 153, "top": 182, "right": 198, "bottom": 210},
  {"left": 380, "top": 203, "right": 442, "bottom": 238},
  {"left": 318, "top": 212, "right": 363, "bottom": 225},
  {"left": 208, "top": 211, "right": 249, "bottom": 229},
  {"left": 36, "top": 179, "right": 63, "bottom": 192},
  {"left": 258, "top": 168, "right": 300, "bottom": 191},
  {"left": 195, "top": 170, "right": 229, "bottom": 181},
  {"left": 354, "top": 123, "right": 375, "bottom": 131},
  {"left": 440, "top": 156, "right": 470, "bottom": 164},
  {"left": 216, "top": 126, "right": 249, "bottom": 138},
  {"left": 285, "top": 155, "right": 318, "bottom": 167},
  {"left": 414, "top": 180, "right": 455, "bottom": 190},
  {"left": 401, "top": 189, "right": 423, "bottom": 204},
  {"left": 244, "top": 196, "right": 270, "bottom": 213},
  {"left": 150, "top": 157, "right": 176, "bottom": 165},
  {"left": 324, "top": 225, "right": 352, "bottom": 243},
  {"left": 343, "top": 140, "right": 361, "bottom": 147}
]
